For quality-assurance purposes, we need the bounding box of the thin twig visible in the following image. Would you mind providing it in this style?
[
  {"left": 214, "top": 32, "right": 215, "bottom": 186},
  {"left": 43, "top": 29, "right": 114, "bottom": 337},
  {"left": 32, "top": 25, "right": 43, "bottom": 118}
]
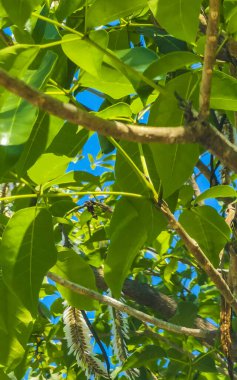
[
  {"left": 190, "top": 175, "right": 203, "bottom": 205},
  {"left": 159, "top": 200, "right": 237, "bottom": 315},
  {"left": 47, "top": 271, "right": 212, "bottom": 339},
  {"left": 196, "top": 159, "right": 218, "bottom": 185},
  {"left": 199, "top": 0, "right": 220, "bottom": 120}
]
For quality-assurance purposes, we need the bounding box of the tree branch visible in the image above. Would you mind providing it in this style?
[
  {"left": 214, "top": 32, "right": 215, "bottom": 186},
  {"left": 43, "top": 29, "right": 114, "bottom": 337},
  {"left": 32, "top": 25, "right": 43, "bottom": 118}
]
[
  {"left": 196, "top": 159, "right": 218, "bottom": 185},
  {"left": 47, "top": 271, "right": 213, "bottom": 339},
  {"left": 1, "top": 70, "right": 237, "bottom": 173},
  {"left": 92, "top": 267, "right": 216, "bottom": 337},
  {"left": 199, "top": 0, "right": 220, "bottom": 120},
  {"left": 159, "top": 201, "right": 237, "bottom": 315}
]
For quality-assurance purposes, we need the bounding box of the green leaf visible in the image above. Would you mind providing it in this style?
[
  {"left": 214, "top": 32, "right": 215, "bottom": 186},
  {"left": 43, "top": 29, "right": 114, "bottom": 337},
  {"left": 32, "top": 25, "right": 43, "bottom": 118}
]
[
  {"left": 42, "top": 170, "right": 99, "bottom": 189},
  {"left": 27, "top": 153, "right": 71, "bottom": 185},
  {"left": 96, "top": 102, "right": 132, "bottom": 120},
  {"left": 169, "top": 301, "right": 198, "bottom": 327},
  {"left": 0, "top": 144, "right": 24, "bottom": 178},
  {"left": 132, "top": 198, "right": 167, "bottom": 244},
  {"left": 0, "top": 45, "right": 39, "bottom": 106},
  {"left": 115, "top": 142, "right": 155, "bottom": 196},
  {"left": 224, "top": 0, "right": 237, "bottom": 33},
  {"left": 211, "top": 70, "right": 237, "bottom": 111},
  {"left": 104, "top": 198, "right": 147, "bottom": 297},
  {"left": 1, "top": 0, "right": 42, "bottom": 28},
  {"left": 0, "top": 277, "right": 33, "bottom": 370},
  {"left": 148, "top": 0, "right": 202, "bottom": 43},
  {"left": 104, "top": 47, "right": 158, "bottom": 96},
  {"left": 56, "top": 0, "right": 85, "bottom": 21},
  {"left": 149, "top": 71, "right": 200, "bottom": 126},
  {"left": 49, "top": 199, "right": 76, "bottom": 217},
  {"left": 149, "top": 72, "right": 200, "bottom": 197},
  {"left": 51, "top": 248, "right": 99, "bottom": 310},
  {"left": 0, "top": 369, "right": 11, "bottom": 379},
  {"left": 163, "top": 258, "right": 178, "bottom": 284},
  {"left": 116, "top": 47, "right": 158, "bottom": 74},
  {"left": 179, "top": 206, "right": 231, "bottom": 267},
  {"left": 14, "top": 112, "right": 51, "bottom": 176},
  {"left": 15, "top": 114, "right": 88, "bottom": 176},
  {"left": 0, "top": 51, "right": 58, "bottom": 145},
  {"left": 150, "top": 143, "right": 199, "bottom": 198},
  {"left": 0, "top": 207, "right": 57, "bottom": 316},
  {"left": 105, "top": 196, "right": 166, "bottom": 296},
  {"left": 80, "top": 64, "right": 134, "bottom": 98},
  {"left": 145, "top": 51, "right": 200, "bottom": 79},
  {"left": 96, "top": 103, "right": 132, "bottom": 153},
  {"left": 87, "top": 0, "right": 147, "bottom": 28},
  {"left": 62, "top": 31, "right": 108, "bottom": 77},
  {"left": 152, "top": 29, "right": 188, "bottom": 54},
  {"left": 0, "top": 44, "right": 39, "bottom": 79},
  {"left": 46, "top": 123, "right": 89, "bottom": 158},
  {"left": 122, "top": 345, "right": 166, "bottom": 370},
  {"left": 195, "top": 185, "right": 237, "bottom": 204},
  {"left": 193, "top": 355, "right": 217, "bottom": 373}
]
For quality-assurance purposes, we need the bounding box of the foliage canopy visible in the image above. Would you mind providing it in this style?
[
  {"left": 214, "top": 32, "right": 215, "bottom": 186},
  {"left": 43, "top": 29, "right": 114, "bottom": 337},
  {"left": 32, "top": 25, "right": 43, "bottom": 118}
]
[{"left": 1, "top": 0, "right": 237, "bottom": 379}]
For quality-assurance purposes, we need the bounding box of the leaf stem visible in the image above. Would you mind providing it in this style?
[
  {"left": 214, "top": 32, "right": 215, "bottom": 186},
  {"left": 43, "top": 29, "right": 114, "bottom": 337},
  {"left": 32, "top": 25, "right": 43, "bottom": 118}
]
[
  {"left": 0, "top": 191, "right": 145, "bottom": 203},
  {"left": 107, "top": 136, "right": 151, "bottom": 190},
  {"left": 108, "top": 137, "right": 156, "bottom": 198},
  {"left": 138, "top": 143, "right": 150, "bottom": 180}
]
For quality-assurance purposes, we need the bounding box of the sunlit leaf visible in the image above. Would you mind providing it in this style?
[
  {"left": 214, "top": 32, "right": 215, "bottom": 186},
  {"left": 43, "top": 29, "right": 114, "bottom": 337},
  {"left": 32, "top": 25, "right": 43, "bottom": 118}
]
[
  {"left": 0, "top": 277, "right": 33, "bottom": 370},
  {"left": 62, "top": 31, "right": 108, "bottom": 77},
  {"left": 148, "top": 0, "right": 202, "bottom": 43},
  {"left": 0, "top": 207, "right": 57, "bottom": 316},
  {"left": 27, "top": 153, "right": 71, "bottom": 185},
  {"left": 179, "top": 206, "right": 231, "bottom": 267},
  {"left": 0, "top": 51, "right": 57, "bottom": 145},
  {"left": 195, "top": 185, "right": 237, "bottom": 204},
  {"left": 51, "top": 248, "right": 99, "bottom": 310},
  {"left": 87, "top": 0, "right": 147, "bottom": 28}
]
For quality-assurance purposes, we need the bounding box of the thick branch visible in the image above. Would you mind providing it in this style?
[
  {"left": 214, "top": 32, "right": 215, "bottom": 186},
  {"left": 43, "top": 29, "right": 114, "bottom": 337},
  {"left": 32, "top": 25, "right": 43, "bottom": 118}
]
[
  {"left": 1, "top": 69, "right": 237, "bottom": 173},
  {"left": 0, "top": 69, "right": 194, "bottom": 144},
  {"left": 199, "top": 0, "right": 220, "bottom": 119},
  {"left": 160, "top": 201, "right": 237, "bottom": 315},
  {"left": 47, "top": 271, "right": 212, "bottom": 339}
]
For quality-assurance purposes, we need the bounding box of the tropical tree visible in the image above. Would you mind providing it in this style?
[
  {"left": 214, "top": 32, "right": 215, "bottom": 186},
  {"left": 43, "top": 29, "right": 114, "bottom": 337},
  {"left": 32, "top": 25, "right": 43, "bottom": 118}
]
[{"left": 1, "top": 0, "right": 237, "bottom": 378}]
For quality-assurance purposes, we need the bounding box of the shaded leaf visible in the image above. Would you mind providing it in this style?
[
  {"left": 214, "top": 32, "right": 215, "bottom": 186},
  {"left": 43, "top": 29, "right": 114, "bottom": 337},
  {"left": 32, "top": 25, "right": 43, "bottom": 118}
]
[
  {"left": 169, "top": 301, "right": 198, "bottom": 327},
  {"left": 145, "top": 51, "right": 200, "bottom": 79},
  {"left": 122, "top": 345, "right": 166, "bottom": 370},
  {"left": 0, "top": 144, "right": 24, "bottom": 178},
  {"left": 1, "top": 0, "right": 42, "bottom": 27},
  {"left": 193, "top": 355, "right": 217, "bottom": 373},
  {"left": 56, "top": 0, "right": 85, "bottom": 21}
]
